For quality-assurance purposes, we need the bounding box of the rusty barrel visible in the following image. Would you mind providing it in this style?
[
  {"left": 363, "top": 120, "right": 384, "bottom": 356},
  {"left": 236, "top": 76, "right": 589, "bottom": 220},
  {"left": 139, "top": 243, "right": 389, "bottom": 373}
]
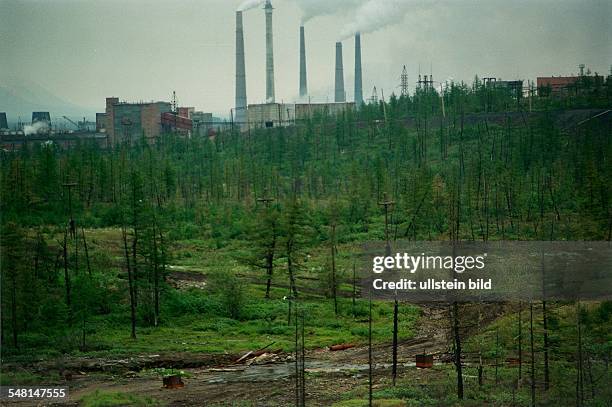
[
  {"left": 415, "top": 354, "right": 434, "bottom": 368},
  {"left": 163, "top": 374, "right": 185, "bottom": 389}
]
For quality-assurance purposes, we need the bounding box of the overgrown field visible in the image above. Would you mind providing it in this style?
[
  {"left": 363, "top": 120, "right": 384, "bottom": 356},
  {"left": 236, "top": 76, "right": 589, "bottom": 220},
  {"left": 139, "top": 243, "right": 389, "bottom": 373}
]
[{"left": 1, "top": 83, "right": 611, "bottom": 405}]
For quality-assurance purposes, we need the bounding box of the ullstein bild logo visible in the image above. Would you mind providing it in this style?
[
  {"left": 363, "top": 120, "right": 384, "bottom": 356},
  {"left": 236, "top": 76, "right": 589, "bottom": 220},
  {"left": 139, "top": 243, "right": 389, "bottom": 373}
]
[{"left": 360, "top": 241, "right": 612, "bottom": 302}]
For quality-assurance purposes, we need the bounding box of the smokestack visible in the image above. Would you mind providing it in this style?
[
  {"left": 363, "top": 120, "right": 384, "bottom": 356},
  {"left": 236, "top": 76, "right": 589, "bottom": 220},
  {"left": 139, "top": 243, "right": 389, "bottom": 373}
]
[
  {"left": 334, "top": 42, "right": 345, "bottom": 103},
  {"left": 235, "top": 11, "right": 247, "bottom": 125},
  {"left": 265, "top": 0, "right": 275, "bottom": 103},
  {"left": 299, "top": 25, "right": 307, "bottom": 99},
  {"left": 354, "top": 32, "right": 363, "bottom": 107}
]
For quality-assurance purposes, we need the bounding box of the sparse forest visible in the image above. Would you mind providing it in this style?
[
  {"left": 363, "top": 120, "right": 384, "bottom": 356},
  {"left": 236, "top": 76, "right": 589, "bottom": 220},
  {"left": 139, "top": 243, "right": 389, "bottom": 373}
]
[{"left": 1, "top": 76, "right": 611, "bottom": 406}]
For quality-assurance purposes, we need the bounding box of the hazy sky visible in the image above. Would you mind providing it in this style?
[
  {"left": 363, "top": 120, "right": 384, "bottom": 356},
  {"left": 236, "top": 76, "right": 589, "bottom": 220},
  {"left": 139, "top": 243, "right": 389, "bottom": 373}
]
[{"left": 1, "top": 0, "right": 610, "bottom": 117}]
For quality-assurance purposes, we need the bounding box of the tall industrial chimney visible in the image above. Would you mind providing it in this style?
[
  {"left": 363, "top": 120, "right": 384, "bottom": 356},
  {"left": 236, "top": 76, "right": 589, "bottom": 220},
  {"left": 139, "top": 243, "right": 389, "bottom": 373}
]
[
  {"left": 235, "top": 11, "right": 247, "bottom": 126},
  {"left": 299, "top": 25, "right": 307, "bottom": 99},
  {"left": 265, "top": 0, "right": 275, "bottom": 103},
  {"left": 354, "top": 33, "right": 363, "bottom": 107},
  {"left": 334, "top": 42, "right": 345, "bottom": 103}
]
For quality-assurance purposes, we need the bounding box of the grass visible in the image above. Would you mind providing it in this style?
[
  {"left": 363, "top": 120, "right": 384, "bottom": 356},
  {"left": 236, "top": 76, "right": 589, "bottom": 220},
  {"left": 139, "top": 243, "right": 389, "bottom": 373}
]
[
  {"left": 0, "top": 229, "right": 420, "bottom": 361},
  {"left": 0, "top": 371, "right": 49, "bottom": 386},
  {"left": 81, "top": 292, "right": 419, "bottom": 357},
  {"left": 80, "top": 390, "right": 162, "bottom": 407},
  {"left": 333, "top": 400, "right": 406, "bottom": 407}
]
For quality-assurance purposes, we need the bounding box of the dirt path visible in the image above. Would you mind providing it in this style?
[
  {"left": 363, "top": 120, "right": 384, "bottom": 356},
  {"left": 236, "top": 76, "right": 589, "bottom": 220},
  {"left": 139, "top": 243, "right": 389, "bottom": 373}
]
[
  {"left": 2, "top": 268, "right": 508, "bottom": 407},
  {"left": 3, "top": 304, "right": 458, "bottom": 406}
]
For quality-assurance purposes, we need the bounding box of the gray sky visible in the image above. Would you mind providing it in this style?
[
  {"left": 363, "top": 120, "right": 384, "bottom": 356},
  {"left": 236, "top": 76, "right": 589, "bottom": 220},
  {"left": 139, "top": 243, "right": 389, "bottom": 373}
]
[{"left": 1, "top": 0, "right": 610, "bottom": 118}]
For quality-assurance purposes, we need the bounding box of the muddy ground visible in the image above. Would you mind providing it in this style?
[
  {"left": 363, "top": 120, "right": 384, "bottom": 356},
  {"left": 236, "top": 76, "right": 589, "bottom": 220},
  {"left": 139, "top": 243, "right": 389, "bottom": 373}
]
[{"left": 2, "top": 304, "right": 510, "bottom": 406}]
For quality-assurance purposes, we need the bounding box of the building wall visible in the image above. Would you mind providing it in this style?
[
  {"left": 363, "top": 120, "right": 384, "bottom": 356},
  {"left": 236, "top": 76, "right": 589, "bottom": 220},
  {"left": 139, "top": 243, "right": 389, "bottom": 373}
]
[
  {"left": 192, "top": 112, "right": 214, "bottom": 136},
  {"left": 537, "top": 76, "right": 579, "bottom": 95},
  {"left": 246, "top": 102, "right": 354, "bottom": 129},
  {"left": 112, "top": 104, "right": 143, "bottom": 143},
  {"left": 96, "top": 113, "right": 107, "bottom": 132},
  {"left": 109, "top": 101, "right": 171, "bottom": 144},
  {"left": 177, "top": 107, "right": 194, "bottom": 119},
  {"left": 295, "top": 102, "right": 354, "bottom": 120},
  {"left": 142, "top": 102, "right": 172, "bottom": 140},
  {"left": 105, "top": 97, "right": 119, "bottom": 142},
  {"left": 32, "top": 112, "right": 51, "bottom": 124},
  {"left": 0, "top": 113, "right": 7, "bottom": 129},
  {"left": 247, "top": 103, "right": 295, "bottom": 129}
]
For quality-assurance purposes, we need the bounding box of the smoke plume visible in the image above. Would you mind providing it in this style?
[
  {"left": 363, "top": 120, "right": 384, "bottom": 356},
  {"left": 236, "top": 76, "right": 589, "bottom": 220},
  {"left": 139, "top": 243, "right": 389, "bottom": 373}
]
[
  {"left": 23, "top": 121, "right": 48, "bottom": 136},
  {"left": 339, "top": 0, "right": 414, "bottom": 40},
  {"left": 237, "top": 0, "right": 266, "bottom": 12},
  {"left": 292, "top": 0, "right": 363, "bottom": 24}
]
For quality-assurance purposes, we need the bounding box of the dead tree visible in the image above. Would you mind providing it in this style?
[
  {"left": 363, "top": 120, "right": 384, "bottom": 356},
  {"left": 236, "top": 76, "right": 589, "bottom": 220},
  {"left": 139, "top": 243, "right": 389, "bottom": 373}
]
[
  {"left": 352, "top": 261, "right": 357, "bottom": 318},
  {"left": 530, "top": 301, "right": 536, "bottom": 406},
  {"left": 541, "top": 251, "right": 550, "bottom": 391},
  {"left": 81, "top": 228, "right": 92, "bottom": 277},
  {"left": 378, "top": 193, "right": 398, "bottom": 385},
  {"left": 368, "top": 292, "right": 373, "bottom": 407},
  {"left": 518, "top": 301, "right": 523, "bottom": 384},
  {"left": 122, "top": 226, "right": 137, "bottom": 339},
  {"left": 452, "top": 300, "right": 464, "bottom": 399},
  {"left": 257, "top": 192, "right": 276, "bottom": 299},
  {"left": 62, "top": 228, "right": 71, "bottom": 309},
  {"left": 330, "top": 222, "right": 338, "bottom": 315},
  {"left": 576, "top": 301, "right": 585, "bottom": 406}
]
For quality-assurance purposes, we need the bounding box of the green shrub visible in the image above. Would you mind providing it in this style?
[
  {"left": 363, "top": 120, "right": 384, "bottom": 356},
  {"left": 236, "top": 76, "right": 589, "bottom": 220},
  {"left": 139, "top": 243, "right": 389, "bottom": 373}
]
[{"left": 80, "top": 390, "right": 161, "bottom": 407}]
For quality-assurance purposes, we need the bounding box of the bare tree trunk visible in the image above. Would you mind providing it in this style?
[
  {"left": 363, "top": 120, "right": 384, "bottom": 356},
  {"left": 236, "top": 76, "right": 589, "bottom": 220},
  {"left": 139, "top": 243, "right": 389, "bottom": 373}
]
[
  {"left": 518, "top": 301, "right": 523, "bottom": 384},
  {"left": 265, "top": 223, "right": 276, "bottom": 299},
  {"left": 530, "top": 302, "right": 536, "bottom": 407},
  {"left": 576, "top": 302, "right": 584, "bottom": 406},
  {"left": 330, "top": 224, "right": 338, "bottom": 315},
  {"left": 10, "top": 269, "right": 18, "bottom": 348},
  {"left": 152, "top": 224, "right": 159, "bottom": 327},
  {"left": 122, "top": 226, "right": 137, "bottom": 339},
  {"left": 495, "top": 326, "right": 500, "bottom": 384},
  {"left": 81, "top": 228, "right": 92, "bottom": 277},
  {"left": 453, "top": 301, "right": 464, "bottom": 399},
  {"left": 392, "top": 297, "right": 398, "bottom": 386},
  {"left": 352, "top": 262, "right": 357, "bottom": 318},
  {"left": 63, "top": 228, "right": 71, "bottom": 308},
  {"left": 368, "top": 293, "right": 373, "bottom": 407},
  {"left": 543, "top": 300, "right": 550, "bottom": 390}
]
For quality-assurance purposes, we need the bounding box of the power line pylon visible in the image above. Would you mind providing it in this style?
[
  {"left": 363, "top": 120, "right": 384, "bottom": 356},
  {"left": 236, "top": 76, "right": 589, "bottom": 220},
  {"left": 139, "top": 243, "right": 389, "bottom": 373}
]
[{"left": 400, "top": 65, "right": 409, "bottom": 97}]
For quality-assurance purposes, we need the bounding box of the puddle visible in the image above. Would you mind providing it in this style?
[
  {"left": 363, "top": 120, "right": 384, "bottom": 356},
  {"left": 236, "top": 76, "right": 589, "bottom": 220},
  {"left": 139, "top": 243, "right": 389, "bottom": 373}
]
[{"left": 201, "top": 361, "right": 417, "bottom": 383}]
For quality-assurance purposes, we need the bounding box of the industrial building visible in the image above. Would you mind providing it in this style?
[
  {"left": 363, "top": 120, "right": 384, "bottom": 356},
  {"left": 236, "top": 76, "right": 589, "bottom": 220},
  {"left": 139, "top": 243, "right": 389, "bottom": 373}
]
[
  {"left": 247, "top": 102, "right": 354, "bottom": 129},
  {"left": 0, "top": 113, "right": 7, "bottom": 130},
  {"left": 32, "top": 112, "right": 51, "bottom": 124},
  {"left": 235, "top": 0, "right": 364, "bottom": 131},
  {"left": 1, "top": 132, "right": 107, "bottom": 152},
  {"left": 537, "top": 76, "right": 579, "bottom": 96},
  {"left": 191, "top": 111, "right": 215, "bottom": 136},
  {"left": 96, "top": 97, "right": 194, "bottom": 144}
]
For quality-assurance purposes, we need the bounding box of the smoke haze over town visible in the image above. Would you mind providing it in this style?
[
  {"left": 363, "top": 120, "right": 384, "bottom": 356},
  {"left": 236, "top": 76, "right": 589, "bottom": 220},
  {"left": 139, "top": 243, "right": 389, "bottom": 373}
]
[{"left": 1, "top": 0, "right": 610, "bottom": 118}]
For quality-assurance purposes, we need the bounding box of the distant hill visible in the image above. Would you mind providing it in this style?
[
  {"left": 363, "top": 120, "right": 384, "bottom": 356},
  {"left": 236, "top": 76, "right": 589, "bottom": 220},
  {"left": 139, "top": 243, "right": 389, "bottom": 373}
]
[{"left": 0, "top": 77, "right": 96, "bottom": 125}]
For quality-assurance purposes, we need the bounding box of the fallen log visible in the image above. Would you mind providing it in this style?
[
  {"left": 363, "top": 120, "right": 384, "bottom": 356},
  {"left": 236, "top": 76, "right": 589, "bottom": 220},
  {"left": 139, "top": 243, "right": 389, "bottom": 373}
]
[{"left": 235, "top": 342, "right": 277, "bottom": 363}]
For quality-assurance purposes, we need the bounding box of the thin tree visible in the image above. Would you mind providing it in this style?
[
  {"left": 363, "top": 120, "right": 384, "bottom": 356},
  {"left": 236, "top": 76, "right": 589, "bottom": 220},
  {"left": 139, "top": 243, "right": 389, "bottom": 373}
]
[
  {"left": 122, "top": 225, "right": 137, "bottom": 339},
  {"left": 329, "top": 221, "right": 338, "bottom": 315},
  {"left": 518, "top": 301, "right": 523, "bottom": 385},
  {"left": 378, "top": 192, "right": 398, "bottom": 385},
  {"left": 530, "top": 301, "right": 536, "bottom": 407}
]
